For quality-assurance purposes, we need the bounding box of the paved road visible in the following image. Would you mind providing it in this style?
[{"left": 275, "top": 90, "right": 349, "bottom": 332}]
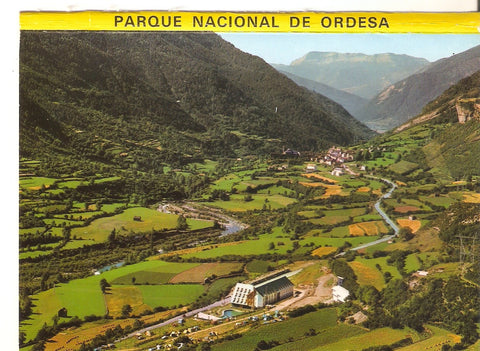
[
  {"left": 116, "top": 177, "right": 399, "bottom": 343},
  {"left": 338, "top": 177, "right": 399, "bottom": 255},
  {"left": 117, "top": 297, "right": 231, "bottom": 342}
]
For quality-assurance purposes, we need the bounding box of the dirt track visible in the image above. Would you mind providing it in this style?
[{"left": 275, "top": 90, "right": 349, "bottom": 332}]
[{"left": 281, "top": 273, "right": 335, "bottom": 310}]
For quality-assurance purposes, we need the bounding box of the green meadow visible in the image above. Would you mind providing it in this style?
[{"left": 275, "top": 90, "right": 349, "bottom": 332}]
[
  {"left": 71, "top": 207, "right": 213, "bottom": 241},
  {"left": 137, "top": 284, "right": 204, "bottom": 308},
  {"left": 316, "top": 327, "right": 415, "bottom": 351},
  {"left": 20, "top": 260, "right": 203, "bottom": 341},
  {"left": 212, "top": 308, "right": 339, "bottom": 351},
  {"left": 182, "top": 231, "right": 294, "bottom": 259},
  {"left": 207, "top": 193, "right": 295, "bottom": 212},
  {"left": 20, "top": 176, "right": 58, "bottom": 189}
]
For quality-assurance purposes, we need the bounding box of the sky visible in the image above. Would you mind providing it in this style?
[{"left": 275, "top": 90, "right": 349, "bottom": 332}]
[{"left": 220, "top": 33, "right": 480, "bottom": 64}]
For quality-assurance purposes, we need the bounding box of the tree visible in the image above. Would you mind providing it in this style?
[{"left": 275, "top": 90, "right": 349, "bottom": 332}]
[
  {"left": 176, "top": 215, "right": 188, "bottom": 230},
  {"left": 19, "top": 331, "right": 26, "bottom": 346},
  {"left": 357, "top": 285, "right": 380, "bottom": 306},
  {"left": 382, "top": 279, "right": 409, "bottom": 310},
  {"left": 399, "top": 227, "right": 414, "bottom": 241},
  {"left": 100, "top": 278, "right": 110, "bottom": 294},
  {"left": 121, "top": 304, "right": 133, "bottom": 318},
  {"left": 199, "top": 342, "right": 211, "bottom": 351},
  {"left": 133, "top": 319, "right": 144, "bottom": 329},
  {"left": 107, "top": 229, "right": 116, "bottom": 244},
  {"left": 31, "top": 340, "right": 46, "bottom": 351},
  {"left": 256, "top": 340, "right": 270, "bottom": 350},
  {"left": 62, "top": 227, "right": 71, "bottom": 241},
  {"left": 58, "top": 307, "right": 68, "bottom": 318}
]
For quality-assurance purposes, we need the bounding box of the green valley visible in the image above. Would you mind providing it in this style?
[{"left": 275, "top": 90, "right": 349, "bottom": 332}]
[{"left": 18, "top": 31, "right": 480, "bottom": 351}]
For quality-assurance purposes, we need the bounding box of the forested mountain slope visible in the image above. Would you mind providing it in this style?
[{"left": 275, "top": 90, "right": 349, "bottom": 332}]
[
  {"left": 360, "top": 45, "right": 480, "bottom": 131},
  {"left": 392, "top": 70, "right": 480, "bottom": 180},
  {"left": 20, "top": 31, "right": 374, "bottom": 167},
  {"left": 278, "top": 70, "right": 369, "bottom": 121}
]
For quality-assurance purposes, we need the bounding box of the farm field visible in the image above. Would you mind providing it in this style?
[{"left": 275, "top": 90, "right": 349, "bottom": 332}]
[
  {"left": 43, "top": 308, "right": 185, "bottom": 351},
  {"left": 20, "top": 260, "right": 205, "bottom": 340},
  {"left": 349, "top": 260, "right": 385, "bottom": 290},
  {"left": 419, "top": 195, "right": 457, "bottom": 208},
  {"left": 394, "top": 205, "right": 422, "bottom": 214},
  {"left": 207, "top": 193, "right": 296, "bottom": 212},
  {"left": 301, "top": 173, "right": 338, "bottom": 183},
  {"left": 315, "top": 327, "right": 415, "bottom": 351},
  {"left": 299, "top": 181, "right": 346, "bottom": 198},
  {"left": 136, "top": 284, "right": 204, "bottom": 310},
  {"left": 463, "top": 192, "right": 480, "bottom": 203},
  {"left": 348, "top": 220, "right": 389, "bottom": 236},
  {"left": 268, "top": 324, "right": 366, "bottom": 351},
  {"left": 71, "top": 207, "right": 213, "bottom": 241},
  {"left": 287, "top": 261, "right": 325, "bottom": 286},
  {"left": 19, "top": 245, "right": 57, "bottom": 259},
  {"left": 404, "top": 253, "right": 422, "bottom": 273},
  {"left": 350, "top": 257, "right": 403, "bottom": 288},
  {"left": 311, "top": 246, "right": 337, "bottom": 258},
  {"left": 181, "top": 230, "right": 295, "bottom": 259},
  {"left": 211, "top": 308, "right": 339, "bottom": 351},
  {"left": 397, "top": 325, "right": 461, "bottom": 351},
  {"left": 397, "top": 218, "right": 422, "bottom": 233},
  {"left": 19, "top": 176, "right": 57, "bottom": 190},
  {"left": 246, "top": 259, "right": 272, "bottom": 274},
  {"left": 308, "top": 207, "right": 366, "bottom": 225},
  {"left": 169, "top": 262, "right": 244, "bottom": 283},
  {"left": 299, "top": 235, "right": 382, "bottom": 249}
]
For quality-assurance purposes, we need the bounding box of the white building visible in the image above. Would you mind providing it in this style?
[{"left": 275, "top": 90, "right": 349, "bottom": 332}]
[
  {"left": 305, "top": 164, "right": 317, "bottom": 173},
  {"left": 331, "top": 168, "right": 344, "bottom": 177},
  {"left": 231, "top": 274, "right": 294, "bottom": 308},
  {"left": 332, "top": 285, "right": 350, "bottom": 302}
]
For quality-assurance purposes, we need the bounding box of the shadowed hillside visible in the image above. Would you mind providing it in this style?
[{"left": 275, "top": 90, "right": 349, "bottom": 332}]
[
  {"left": 360, "top": 45, "right": 480, "bottom": 131},
  {"left": 20, "top": 31, "right": 374, "bottom": 166}
]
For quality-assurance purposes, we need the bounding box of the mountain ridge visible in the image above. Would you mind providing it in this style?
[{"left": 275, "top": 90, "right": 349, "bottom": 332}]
[
  {"left": 273, "top": 52, "right": 429, "bottom": 99},
  {"left": 278, "top": 70, "right": 369, "bottom": 119}
]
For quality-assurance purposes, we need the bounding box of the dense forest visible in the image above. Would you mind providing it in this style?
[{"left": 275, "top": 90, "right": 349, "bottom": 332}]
[{"left": 20, "top": 31, "right": 375, "bottom": 167}]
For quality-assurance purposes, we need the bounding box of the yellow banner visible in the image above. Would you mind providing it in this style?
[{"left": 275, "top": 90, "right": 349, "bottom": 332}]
[{"left": 20, "top": 11, "right": 480, "bottom": 33}]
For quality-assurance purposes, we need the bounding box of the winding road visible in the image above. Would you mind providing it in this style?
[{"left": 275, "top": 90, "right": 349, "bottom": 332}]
[
  {"left": 338, "top": 177, "right": 400, "bottom": 255},
  {"left": 116, "top": 177, "right": 399, "bottom": 342}
]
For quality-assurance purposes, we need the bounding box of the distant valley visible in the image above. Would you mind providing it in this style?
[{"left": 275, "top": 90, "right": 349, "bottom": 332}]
[
  {"left": 273, "top": 46, "right": 480, "bottom": 132},
  {"left": 273, "top": 52, "right": 429, "bottom": 100}
]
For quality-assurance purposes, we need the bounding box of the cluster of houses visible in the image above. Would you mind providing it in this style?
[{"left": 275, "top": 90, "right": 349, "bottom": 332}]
[
  {"left": 321, "top": 147, "right": 355, "bottom": 166},
  {"left": 304, "top": 146, "right": 356, "bottom": 175}
]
